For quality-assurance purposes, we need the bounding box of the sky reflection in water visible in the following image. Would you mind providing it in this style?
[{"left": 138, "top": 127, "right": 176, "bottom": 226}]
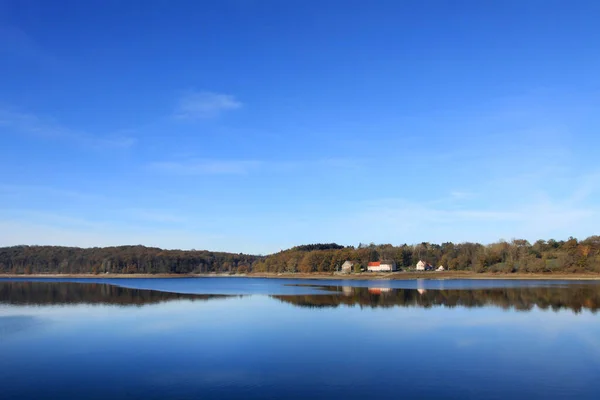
[{"left": 1, "top": 278, "right": 599, "bottom": 399}]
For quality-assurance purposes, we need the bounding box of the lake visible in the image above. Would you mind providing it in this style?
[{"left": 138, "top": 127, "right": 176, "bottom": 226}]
[{"left": 1, "top": 277, "right": 599, "bottom": 399}]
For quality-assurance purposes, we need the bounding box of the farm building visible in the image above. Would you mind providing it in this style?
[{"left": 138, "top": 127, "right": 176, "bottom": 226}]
[
  {"left": 341, "top": 261, "right": 354, "bottom": 273},
  {"left": 367, "top": 261, "right": 397, "bottom": 272}
]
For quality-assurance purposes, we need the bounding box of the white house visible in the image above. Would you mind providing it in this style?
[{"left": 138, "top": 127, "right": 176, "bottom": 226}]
[
  {"left": 341, "top": 261, "right": 354, "bottom": 273},
  {"left": 436, "top": 265, "right": 445, "bottom": 271},
  {"left": 416, "top": 260, "right": 426, "bottom": 271},
  {"left": 367, "top": 261, "right": 397, "bottom": 272}
]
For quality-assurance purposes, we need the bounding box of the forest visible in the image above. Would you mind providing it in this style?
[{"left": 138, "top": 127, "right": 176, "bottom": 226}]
[
  {"left": 0, "top": 236, "right": 599, "bottom": 275},
  {"left": 0, "top": 245, "right": 258, "bottom": 275},
  {"left": 252, "top": 237, "right": 600, "bottom": 274}
]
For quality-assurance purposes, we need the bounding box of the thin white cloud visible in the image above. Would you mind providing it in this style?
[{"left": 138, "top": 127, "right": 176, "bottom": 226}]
[
  {"left": 148, "top": 157, "right": 360, "bottom": 177},
  {"left": 340, "top": 194, "right": 599, "bottom": 245},
  {"left": 0, "top": 184, "right": 101, "bottom": 201},
  {"left": 450, "top": 191, "right": 476, "bottom": 200},
  {"left": 174, "top": 91, "right": 242, "bottom": 119},
  {"left": 0, "top": 218, "right": 266, "bottom": 253},
  {"left": 0, "top": 25, "right": 60, "bottom": 68},
  {"left": 0, "top": 209, "right": 106, "bottom": 229},
  {"left": 124, "top": 209, "right": 187, "bottom": 224},
  {"left": 0, "top": 108, "right": 136, "bottom": 149},
  {"left": 149, "top": 159, "right": 260, "bottom": 175}
]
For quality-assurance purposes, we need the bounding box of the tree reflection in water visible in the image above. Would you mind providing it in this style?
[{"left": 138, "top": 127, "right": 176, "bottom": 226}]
[
  {"left": 0, "top": 281, "right": 232, "bottom": 306},
  {"left": 274, "top": 284, "right": 600, "bottom": 313},
  {"left": 1, "top": 280, "right": 600, "bottom": 313}
]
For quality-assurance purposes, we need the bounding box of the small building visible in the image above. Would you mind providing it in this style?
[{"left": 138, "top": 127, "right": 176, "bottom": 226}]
[
  {"left": 367, "top": 261, "right": 397, "bottom": 272},
  {"left": 436, "top": 265, "right": 445, "bottom": 271},
  {"left": 341, "top": 261, "right": 354, "bottom": 273},
  {"left": 416, "top": 260, "right": 426, "bottom": 271}
]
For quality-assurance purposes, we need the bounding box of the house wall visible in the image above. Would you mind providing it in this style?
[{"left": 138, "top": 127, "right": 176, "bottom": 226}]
[
  {"left": 367, "top": 263, "right": 396, "bottom": 272},
  {"left": 341, "top": 262, "right": 354, "bottom": 273}
]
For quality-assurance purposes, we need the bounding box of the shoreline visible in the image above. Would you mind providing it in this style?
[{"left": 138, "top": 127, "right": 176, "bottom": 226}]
[{"left": 1, "top": 271, "right": 600, "bottom": 280}]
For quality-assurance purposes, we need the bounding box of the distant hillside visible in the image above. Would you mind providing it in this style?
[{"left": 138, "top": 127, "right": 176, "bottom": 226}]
[
  {"left": 252, "top": 237, "right": 600, "bottom": 274},
  {"left": 290, "top": 243, "right": 347, "bottom": 252},
  {"left": 0, "top": 245, "right": 259, "bottom": 275},
  {"left": 1, "top": 236, "right": 599, "bottom": 275}
]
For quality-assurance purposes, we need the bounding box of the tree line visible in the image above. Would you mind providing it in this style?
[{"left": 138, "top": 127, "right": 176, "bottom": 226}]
[
  {"left": 253, "top": 236, "right": 600, "bottom": 274},
  {"left": 1, "top": 236, "right": 599, "bottom": 275},
  {"left": 0, "top": 245, "right": 258, "bottom": 275}
]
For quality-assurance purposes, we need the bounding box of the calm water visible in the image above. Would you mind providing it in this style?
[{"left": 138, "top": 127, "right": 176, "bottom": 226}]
[{"left": 1, "top": 278, "right": 600, "bottom": 399}]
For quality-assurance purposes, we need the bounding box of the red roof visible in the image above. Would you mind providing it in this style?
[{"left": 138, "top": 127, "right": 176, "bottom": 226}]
[{"left": 368, "top": 262, "right": 381, "bottom": 267}]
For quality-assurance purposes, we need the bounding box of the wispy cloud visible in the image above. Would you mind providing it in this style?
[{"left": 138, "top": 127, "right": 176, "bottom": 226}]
[
  {"left": 0, "top": 218, "right": 233, "bottom": 252},
  {"left": 0, "top": 108, "right": 136, "bottom": 149},
  {"left": 174, "top": 91, "right": 242, "bottom": 119},
  {"left": 450, "top": 191, "right": 476, "bottom": 200},
  {"left": 124, "top": 209, "right": 187, "bottom": 224},
  {"left": 149, "top": 159, "right": 260, "bottom": 175},
  {"left": 148, "top": 157, "right": 361, "bottom": 176},
  {"left": 343, "top": 191, "right": 599, "bottom": 245},
  {"left": 0, "top": 25, "right": 60, "bottom": 68},
  {"left": 0, "top": 209, "right": 105, "bottom": 229},
  {"left": 0, "top": 184, "right": 103, "bottom": 201}
]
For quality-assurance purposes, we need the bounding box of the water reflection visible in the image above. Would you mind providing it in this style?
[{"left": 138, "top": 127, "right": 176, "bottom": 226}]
[
  {"left": 0, "top": 281, "right": 231, "bottom": 306},
  {"left": 1, "top": 281, "right": 600, "bottom": 313},
  {"left": 275, "top": 284, "right": 600, "bottom": 313},
  {"left": 1, "top": 279, "right": 599, "bottom": 400}
]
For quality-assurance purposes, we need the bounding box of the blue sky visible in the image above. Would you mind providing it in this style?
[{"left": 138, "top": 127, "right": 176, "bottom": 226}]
[{"left": 1, "top": 0, "right": 599, "bottom": 254}]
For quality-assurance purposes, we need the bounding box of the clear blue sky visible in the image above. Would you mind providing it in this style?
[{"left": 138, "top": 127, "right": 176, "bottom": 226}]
[{"left": 1, "top": 0, "right": 599, "bottom": 254}]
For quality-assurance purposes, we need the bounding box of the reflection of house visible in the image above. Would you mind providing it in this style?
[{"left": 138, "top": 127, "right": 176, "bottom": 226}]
[
  {"left": 341, "top": 261, "right": 354, "bottom": 273},
  {"left": 367, "top": 261, "right": 397, "bottom": 272},
  {"left": 416, "top": 260, "right": 426, "bottom": 271},
  {"left": 342, "top": 286, "right": 353, "bottom": 296},
  {"left": 417, "top": 278, "right": 426, "bottom": 294},
  {"left": 437, "top": 265, "right": 445, "bottom": 271},
  {"left": 368, "top": 287, "right": 392, "bottom": 295}
]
